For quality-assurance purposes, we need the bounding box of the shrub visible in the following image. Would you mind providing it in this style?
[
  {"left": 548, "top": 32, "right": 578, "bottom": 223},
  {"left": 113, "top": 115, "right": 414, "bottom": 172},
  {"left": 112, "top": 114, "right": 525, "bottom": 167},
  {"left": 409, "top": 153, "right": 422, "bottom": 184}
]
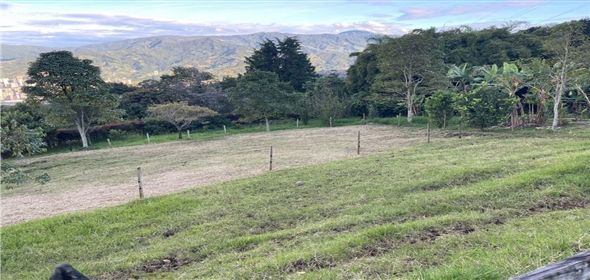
[
  {"left": 107, "top": 129, "right": 127, "bottom": 140},
  {"left": 457, "top": 86, "right": 515, "bottom": 130},
  {"left": 425, "top": 90, "right": 457, "bottom": 129}
]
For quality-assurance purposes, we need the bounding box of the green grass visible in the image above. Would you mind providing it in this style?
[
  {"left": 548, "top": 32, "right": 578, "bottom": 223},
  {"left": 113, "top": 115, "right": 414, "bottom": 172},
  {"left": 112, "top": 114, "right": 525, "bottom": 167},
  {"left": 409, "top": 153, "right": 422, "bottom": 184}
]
[{"left": 2, "top": 128, "right": 590, "bottom": 279}]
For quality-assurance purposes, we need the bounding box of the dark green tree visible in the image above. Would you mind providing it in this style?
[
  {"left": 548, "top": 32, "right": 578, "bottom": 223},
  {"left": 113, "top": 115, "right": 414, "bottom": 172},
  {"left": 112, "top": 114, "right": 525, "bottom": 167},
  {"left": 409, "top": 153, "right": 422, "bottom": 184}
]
[
  {"left": 245, "top": 39, "right": 279, "bottom": 73},
  {"left": 346, "top": 36, "right": 385, "bottom": 95},
  {"left": 424, "top": 90, "right": 456, "bottom": 129},
  {"left": 456, "top": 85, "right": 515, "bottom": 130},
  {"left": 245, "top": 37, "right": 316, "bottom": 92},
  {"left": 229, "top": 70, "right": 296, "bottom": 131},
  {"left": 277, "top": 37, "right": 317, "bottom": 91},
  {"left": 159, "top": 67, "right": 228, "bottom": 113},
  {"left": 1, "top": 111, "right": 51, "bottom": 186},
  {"left": 22, "top": 51, "right": 122, "bottom": 148}
]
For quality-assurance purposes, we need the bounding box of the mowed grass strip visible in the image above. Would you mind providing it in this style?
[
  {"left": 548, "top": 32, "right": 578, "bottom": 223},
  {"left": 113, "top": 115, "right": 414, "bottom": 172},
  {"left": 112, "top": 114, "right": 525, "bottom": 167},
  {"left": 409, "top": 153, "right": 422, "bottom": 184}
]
[{"left": 1, "top": 131, "right": 589, "bottom": 279}]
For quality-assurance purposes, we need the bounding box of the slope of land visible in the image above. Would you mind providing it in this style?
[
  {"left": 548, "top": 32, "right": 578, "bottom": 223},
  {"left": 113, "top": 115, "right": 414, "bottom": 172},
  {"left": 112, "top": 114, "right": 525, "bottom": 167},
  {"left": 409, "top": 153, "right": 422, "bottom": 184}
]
[
  {"left": 1, "top": 124, "right": 427, "bottom": 225},
  {"left": 1, "top": 126, "right": 589, "bottom": 279},
  {"left": 0, "top": 31, "right": 376, "bottom": 81}
]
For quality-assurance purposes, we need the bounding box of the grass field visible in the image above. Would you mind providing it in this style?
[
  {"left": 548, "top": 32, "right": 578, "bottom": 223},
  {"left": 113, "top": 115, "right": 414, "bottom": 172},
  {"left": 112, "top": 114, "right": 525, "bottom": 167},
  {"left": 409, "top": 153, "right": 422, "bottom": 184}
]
[{"left": 1, "top": 122, "right": 589, "bottom": 279}]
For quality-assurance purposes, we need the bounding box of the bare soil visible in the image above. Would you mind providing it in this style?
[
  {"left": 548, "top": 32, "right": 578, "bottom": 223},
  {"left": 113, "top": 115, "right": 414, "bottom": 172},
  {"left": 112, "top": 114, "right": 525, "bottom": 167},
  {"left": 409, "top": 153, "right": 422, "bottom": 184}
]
[{"left": 1, "top": 125, "right": 441, "bottom": 226}]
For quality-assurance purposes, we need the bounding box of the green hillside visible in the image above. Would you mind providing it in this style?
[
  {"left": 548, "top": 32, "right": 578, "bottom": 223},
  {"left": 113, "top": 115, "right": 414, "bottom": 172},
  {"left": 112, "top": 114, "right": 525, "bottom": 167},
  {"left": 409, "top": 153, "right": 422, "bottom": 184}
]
[
  {"left": 0, "top": 31, "right": 375, "bottom": 81},
  {"left": 2, "top": 128, "right": 589, "bottom": 279}
]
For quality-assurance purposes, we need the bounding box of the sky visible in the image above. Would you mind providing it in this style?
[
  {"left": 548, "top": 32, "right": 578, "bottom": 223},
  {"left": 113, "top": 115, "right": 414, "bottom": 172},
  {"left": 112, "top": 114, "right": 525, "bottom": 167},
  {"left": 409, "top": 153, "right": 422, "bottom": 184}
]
[{"left": 1, "top": 0, "right": 589, "bottom": 47}]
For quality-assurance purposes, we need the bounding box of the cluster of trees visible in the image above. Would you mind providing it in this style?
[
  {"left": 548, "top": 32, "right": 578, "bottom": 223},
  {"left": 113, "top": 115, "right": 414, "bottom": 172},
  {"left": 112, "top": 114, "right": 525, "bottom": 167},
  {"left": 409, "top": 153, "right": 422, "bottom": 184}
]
[
  {"left": 346, "top": 19, "right": 590, "bottom": 129},
  {"left": 1, "top": 36, "right": 329, "bottom": 156},
  {"left": 2, "top": 20, "right": 590, "bottom": 166}
]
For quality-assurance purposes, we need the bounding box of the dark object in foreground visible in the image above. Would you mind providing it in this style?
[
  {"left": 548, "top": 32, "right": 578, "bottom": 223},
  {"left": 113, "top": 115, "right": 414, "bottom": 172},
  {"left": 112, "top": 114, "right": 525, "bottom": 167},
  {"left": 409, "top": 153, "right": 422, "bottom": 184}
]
[
  {"left": 511, "top": 250, "right": 590, "bottom": 280},
  {"left": 49, "top": 264, "right": 89, "bottom": 280}
]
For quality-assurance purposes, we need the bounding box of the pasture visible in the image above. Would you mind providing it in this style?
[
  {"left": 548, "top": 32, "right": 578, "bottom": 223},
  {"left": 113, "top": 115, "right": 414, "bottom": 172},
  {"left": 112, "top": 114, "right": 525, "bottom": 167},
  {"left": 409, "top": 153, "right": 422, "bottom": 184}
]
[{"left": 1, "top": 124, "right": 589, "bottom": 279}]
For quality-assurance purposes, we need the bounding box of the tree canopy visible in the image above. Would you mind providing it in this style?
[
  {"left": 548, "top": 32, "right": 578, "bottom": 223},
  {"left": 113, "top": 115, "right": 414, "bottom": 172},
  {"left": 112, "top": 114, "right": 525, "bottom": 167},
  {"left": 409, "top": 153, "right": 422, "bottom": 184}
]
[
  {"left": 22, "top": 51, "right": 121, "bottom": 148},
  {"left": 245, "top": 37, "right": 316, "bottom": 92},
  {"left": 147, "top": 102, "right": 217, "bottom": 139}
]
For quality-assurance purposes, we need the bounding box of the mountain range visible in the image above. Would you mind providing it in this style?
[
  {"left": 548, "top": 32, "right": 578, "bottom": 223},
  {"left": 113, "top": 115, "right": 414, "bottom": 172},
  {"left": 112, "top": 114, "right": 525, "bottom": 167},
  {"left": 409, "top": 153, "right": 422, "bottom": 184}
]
[{"left": 0, "top": 31, "right": 377, "bottom": 83}]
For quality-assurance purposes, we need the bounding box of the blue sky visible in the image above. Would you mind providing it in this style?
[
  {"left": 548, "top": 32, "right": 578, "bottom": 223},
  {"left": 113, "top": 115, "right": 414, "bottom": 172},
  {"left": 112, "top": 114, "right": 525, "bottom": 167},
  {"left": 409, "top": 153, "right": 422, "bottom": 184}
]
[{"left": 1, "top": 0, "right": 588, "bottom": 47}]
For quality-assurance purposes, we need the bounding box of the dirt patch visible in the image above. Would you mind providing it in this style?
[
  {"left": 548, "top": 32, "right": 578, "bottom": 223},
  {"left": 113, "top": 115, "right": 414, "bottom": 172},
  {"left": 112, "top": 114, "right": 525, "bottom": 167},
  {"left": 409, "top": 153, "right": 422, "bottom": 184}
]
[
  {"left": 96, "top": 255, "right": 198, "bottom": 280},
  {"left": 1, "top": 125, "right": 438, "bottom": 226},
  {"left": 527, "top": 197, "right": 590, "bottom": 213},
  {"left": 135, "top": 256, "right": 192, "bottom": 274},
  {"left": 284, "top": 257, "right": 335, "bottom": 273}
]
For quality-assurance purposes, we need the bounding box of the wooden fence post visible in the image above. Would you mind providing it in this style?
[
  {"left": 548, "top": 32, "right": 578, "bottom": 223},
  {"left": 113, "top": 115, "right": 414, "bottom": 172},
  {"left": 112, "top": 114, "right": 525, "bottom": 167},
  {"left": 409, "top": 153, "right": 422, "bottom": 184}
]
[
  {"left": 357, "top": 130, "right": 361, "bottom": 155},
  {"left": 427, "top": 121, "right": 431, "bottom": 143},
  {"left": 296, "top": 119, "right": 299, "bottom": 128},
  {"left": 398, "top": 113, "right": 401, "bottom": 126},
  {"left": 137, "top": 167, "right": 144, "bottom": 199},
  {"left": 269, "top": 146, "right": 273, "bottom": 171},
  {"left": 223, "top": 125, "right": 227, "bottom": 135},
  {"left": 187, "top": 130, "right": 191, "bottom": 139},
  {"left": 107, "top": 138, "right": 112, "bottom": 148},
  {"left": 329, "top": 117, "right": 333, "bottom": 127},
  {"left": 146, "top": 133, "right": 150, "bottom": 143}
]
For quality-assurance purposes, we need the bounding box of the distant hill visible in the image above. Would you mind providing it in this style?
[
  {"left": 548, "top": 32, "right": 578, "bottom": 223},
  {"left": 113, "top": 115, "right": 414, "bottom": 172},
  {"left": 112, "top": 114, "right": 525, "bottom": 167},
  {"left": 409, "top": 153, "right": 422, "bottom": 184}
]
[{"left": 0, "top": 31, "right": 377, "bottom": 83}]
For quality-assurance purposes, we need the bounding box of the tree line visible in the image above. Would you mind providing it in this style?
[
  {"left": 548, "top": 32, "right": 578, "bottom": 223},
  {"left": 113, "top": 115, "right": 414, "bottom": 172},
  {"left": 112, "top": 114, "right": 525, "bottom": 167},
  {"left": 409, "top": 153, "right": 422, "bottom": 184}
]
[{"left": 2, "top": 19, "right": 590, "bottom": 165}]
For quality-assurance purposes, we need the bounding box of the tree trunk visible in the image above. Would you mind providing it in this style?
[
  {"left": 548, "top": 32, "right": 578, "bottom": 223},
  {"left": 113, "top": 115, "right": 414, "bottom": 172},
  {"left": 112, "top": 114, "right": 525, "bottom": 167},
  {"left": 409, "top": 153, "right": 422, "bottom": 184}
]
[
  {"left": 552, "top": 88, "right": 563, "bottom": 130},
  {"left": 74, "top": 119, "right": 89, "bottom": 148},
  {"left": 576, "top": 85, "right": 590, "bottom": 107},
  {"left": 265, "top": 116, "right": 270, "bottom": 132},
  {"left": 406, "top": 90, "right": 413, "bottom": 123},
  {"left": 178, "top": 129, "right": 183, "bottom": 139}
]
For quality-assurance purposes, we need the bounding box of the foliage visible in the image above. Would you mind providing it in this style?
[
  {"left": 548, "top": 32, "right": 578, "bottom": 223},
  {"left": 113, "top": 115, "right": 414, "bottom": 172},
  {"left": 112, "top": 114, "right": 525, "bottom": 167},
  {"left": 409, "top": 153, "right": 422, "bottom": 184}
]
[
  {"left": 229, "top": 70, "right": 299, "bottom": 131},
  {"left": 456, "top": 85, "right": 516, "bottom": 130},
  {"left": 0, "top": 114, "right": 51, "bottom": 187},
  {"left": 479, "top": 62, "right": 529, "bottom": 125},
  {"left": 375, "top": 28, "right": 445, "bottom": 122},
  {"left": 119, "top": 87, "right": 161, "bottom": 120},
  {"left": 345, "top": 37, "right": 382, "bottom": 95},
  {"left": 147, "top": 102, "right": 218, "bottom": 139},
  {"left": 107, "top": 129, "right": 128, "bottom": 140},
  {"left": 446, "top": 63, "right": 477, "bottom": 93},
  {"left": 543, "top": 20, "right": 590, "bottom": 130},
  {"left": 245, "top": 37, "right": 316, "bottom": 91},
  {"left": 1, "top": 114, "right": 47, "bottom": 159},
  {"left": 302, "top": 74, "right": 350, "bottom": 125},
  {"left": 22, "top": 51, "right": 122, "bottom": 148},
  {"left": 425, "top": 90, "right": 457, "bottom": 129},
  {"left": 158, "top": 67, "right": 228, "bottom": 112}
]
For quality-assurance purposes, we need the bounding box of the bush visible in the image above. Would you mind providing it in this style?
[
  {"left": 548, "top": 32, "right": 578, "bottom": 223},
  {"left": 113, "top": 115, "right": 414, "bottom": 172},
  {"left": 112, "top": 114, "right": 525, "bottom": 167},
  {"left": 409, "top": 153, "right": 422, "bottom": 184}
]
[
  {"left": 107, "top": 129, "right": 127, "bottom": 140},
  {"left": 457, "top": 86, "right": 515, "bottom": 130},
  {"left": 425, "top": 90, "right": 456, "bottom": 129}
]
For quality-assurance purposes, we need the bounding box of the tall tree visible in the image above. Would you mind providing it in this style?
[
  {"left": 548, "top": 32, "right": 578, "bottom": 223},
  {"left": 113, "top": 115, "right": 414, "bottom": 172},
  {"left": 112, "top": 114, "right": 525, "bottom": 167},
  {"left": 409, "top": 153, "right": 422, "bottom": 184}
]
[
  {"left": 245, "top": 39, "right": 279, "bottom": 73},
  {"left": 229, "top": 70, "right": 295, "bottom": 131},
  {"left": 22, "top": 51, "right": 121, "bottom": 148},
  {"left": 277, "top": 37, "right": 317, "bottom": 91},
  {"left": 245, "top": 37, "right": 316, "bottom": 92},
  {"left": 346, "top": 36, "right": 385, "bottom": 95},
  {"left": 377, "top": 28, "right": 444, "bottom": 122},
  {"left": 147, "top": 102, "right": 217, "bottom": 139},
  {"left": 544, "top": 21, "right": 589, "bottom": 130}
]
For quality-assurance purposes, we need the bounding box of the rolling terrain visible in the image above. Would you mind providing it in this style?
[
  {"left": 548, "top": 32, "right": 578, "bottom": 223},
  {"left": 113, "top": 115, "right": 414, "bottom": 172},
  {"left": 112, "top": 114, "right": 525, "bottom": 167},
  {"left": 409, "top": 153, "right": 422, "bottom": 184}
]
[
  {"left": 1, "top": 124, "right": 589, "bottom": 279},
  {"left": 0, "top": 31, "right": 376, "bottom": 82}
]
